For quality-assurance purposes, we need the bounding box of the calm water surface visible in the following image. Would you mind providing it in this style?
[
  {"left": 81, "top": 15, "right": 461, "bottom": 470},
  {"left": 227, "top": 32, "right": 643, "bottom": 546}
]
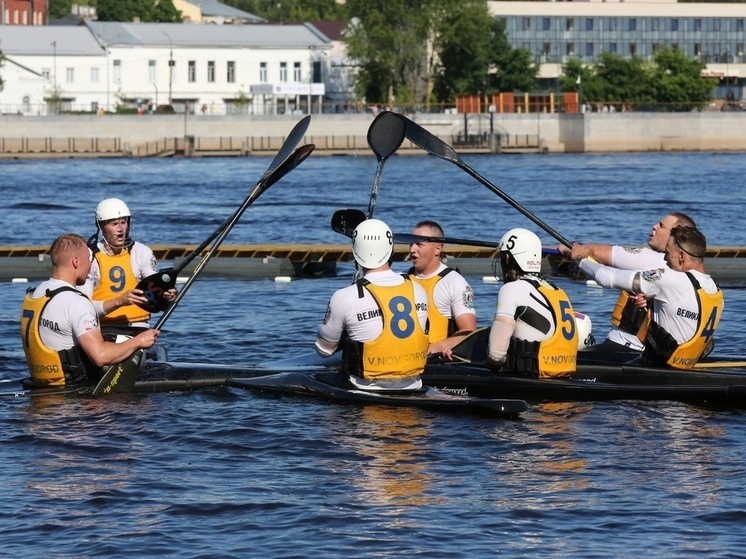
[{"left": 1, "top": 152, "right": 746, "bottom": 558}]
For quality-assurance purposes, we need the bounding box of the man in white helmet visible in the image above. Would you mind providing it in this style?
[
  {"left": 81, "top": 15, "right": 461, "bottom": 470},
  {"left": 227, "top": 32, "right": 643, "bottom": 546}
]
[
  {"left": 407, "top": 220, "right": 476, "bottom": 357},
  {"left": 557, "top": 211, "right": 696, "bottom": 359},
  {"left": 84, "top": 198, "right": 176, "bottom": 340},
  {"left": 487, "top": 228, "right": 578, "bottom": 378},
  {"left": 315, "top": 219, "right": 430, "bottom": 391}
]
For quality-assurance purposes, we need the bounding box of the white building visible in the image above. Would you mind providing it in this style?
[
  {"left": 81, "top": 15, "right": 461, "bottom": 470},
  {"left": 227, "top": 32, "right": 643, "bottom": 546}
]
[{"left": 0, "top": 21, "right": 340, "bottom": 115}]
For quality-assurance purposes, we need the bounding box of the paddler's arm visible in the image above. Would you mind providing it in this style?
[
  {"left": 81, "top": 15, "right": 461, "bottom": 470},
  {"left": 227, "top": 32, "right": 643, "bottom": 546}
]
[
  {"left": 579, "top": 258, "right": 642, "bottom": 293},
  {"left": 486, "top": 316, "right": 516, "bottom": 369},
  {"left": 558, "top": 242, "right": 613, "bottom": 265},
  {"left": 315, "top": 336, "right": 338, "bottom": 358}
]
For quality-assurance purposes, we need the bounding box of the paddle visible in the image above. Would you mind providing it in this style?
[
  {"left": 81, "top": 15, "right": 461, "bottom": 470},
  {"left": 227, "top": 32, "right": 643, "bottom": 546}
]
[
  {"left": 365, "top": 111, "right": 407, "bottom": 219},
  {"left": 331, "top": 208, "right": 366, "bottom": 238},
  {"left": 399, "top": 114, "right": 573, "bottom": 249},
  {"left": 135, "top": 114, "right": 313, "bottom": 313},
  {"left": 91, "top": 142, "right": 316, "bottom": 396}
]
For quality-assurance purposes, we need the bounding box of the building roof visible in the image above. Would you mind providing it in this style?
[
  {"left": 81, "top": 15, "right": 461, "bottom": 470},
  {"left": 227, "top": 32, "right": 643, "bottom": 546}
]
[
  {"left": 84, "top": 21, "right": 331, "bottom": 49},
  {"left": 0, "top": 26, "right": 104, "bottom": 56},
  {"left": 308, "top": 21, "right": 348, "bottom": 42},
  {"left": 181, "top": 0, "right": 264, "bottom": 22}
]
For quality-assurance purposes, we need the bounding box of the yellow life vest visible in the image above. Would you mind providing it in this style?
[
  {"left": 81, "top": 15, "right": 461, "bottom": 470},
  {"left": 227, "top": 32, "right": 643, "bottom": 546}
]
[
  {"left": 344, "top": 277, "right": 429, "bottom": 381},
  {"left": 408, "top": 267, "right": 455, "bottom": 343},
  {"left": 93, "top": 247, "right": 150, "bottom": 325},
  {"left": 610, "top": 291, "right": 650, "bottom": 342},
  {"left": 20, "top": 287, "right": 97, "bottom": 386},
  {"left": 506, "top": 278, "right": 578, "bottom": 378},
  {"left": 644, "top": 273, "right": 723, "bottom": 370}
]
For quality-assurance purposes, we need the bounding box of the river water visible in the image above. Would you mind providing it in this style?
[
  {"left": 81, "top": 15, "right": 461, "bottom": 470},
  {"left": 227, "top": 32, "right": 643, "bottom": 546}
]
[{"left": 2, "top": 151, "right": 746, "bottom": 557}]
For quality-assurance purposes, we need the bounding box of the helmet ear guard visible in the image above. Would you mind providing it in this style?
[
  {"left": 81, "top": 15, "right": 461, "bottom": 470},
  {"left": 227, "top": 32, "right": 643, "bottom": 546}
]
[{"left": 352, "top": 219, "right": 394, "bottom": 269}]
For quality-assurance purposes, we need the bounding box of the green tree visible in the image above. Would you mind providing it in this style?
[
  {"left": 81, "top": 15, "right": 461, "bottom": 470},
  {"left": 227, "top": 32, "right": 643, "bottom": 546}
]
[
  {"left": 485, "top": 19, "right": 538, "bottom": 94},
  {"left": 345, "top": 0, "right": 432, "bottom": 106},
  {"left": 97, "top": 0, "right": 181, "bottom": 23},
  {"left": 432, "top": 0, "right": 494, "bottom": 103},
  {"left": 650, "top": 47, "right": 716, "bottom": 111}
]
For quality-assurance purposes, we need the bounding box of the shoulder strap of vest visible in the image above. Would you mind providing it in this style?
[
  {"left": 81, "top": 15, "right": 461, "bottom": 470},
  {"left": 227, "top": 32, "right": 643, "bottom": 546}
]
[
  {"left": 356, "top": 277, "right": 369, "bottom": 299},
  {"left": 685, "top": 271, "right": 701, "bottom": 290},
  {"left": 520, "top": 276, "right": 541, "bottom": 289},
  {"left": 45, "top": 286, "right": 86, "bottom": 299},
  {"left": 438, "top": 267, "right": 453, "bottom": 278}
]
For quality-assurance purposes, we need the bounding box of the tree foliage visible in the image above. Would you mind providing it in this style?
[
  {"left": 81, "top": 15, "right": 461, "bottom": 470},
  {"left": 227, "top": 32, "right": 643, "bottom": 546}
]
[
  {"left": 561, "top": 49, "right": 716, "bottom": 111},
  {"left": 97, "top": 0, "right": 181, "bottom": 23}
]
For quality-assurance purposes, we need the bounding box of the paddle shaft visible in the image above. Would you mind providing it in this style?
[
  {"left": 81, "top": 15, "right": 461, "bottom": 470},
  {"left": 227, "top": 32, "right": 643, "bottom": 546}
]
[
  {"left": 401, "top": 116, "right": 573, "bottom": 249},
  {"left": 155, "top": 144, "right": 315, "bottom": 330}
]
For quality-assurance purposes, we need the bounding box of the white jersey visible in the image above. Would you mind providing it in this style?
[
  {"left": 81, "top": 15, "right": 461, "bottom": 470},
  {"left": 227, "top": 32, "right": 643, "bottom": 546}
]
[
  {"left": 495, "top": 277, "right": 557, "bottom": 342},
  {"left": 414, "top": 263, "right": 475, "bottom": 320},
  {"left": 581, "top": 261, "right": 720, "bottom": 345},
  {"left": 605, "top": 245, "right": 666, "bottom": 349},
  {"left": 30, "top": 278, "right": 99, "bottom": 351},
  {"left": 316, "top": 270, "right": 429, "bottom": 352}
]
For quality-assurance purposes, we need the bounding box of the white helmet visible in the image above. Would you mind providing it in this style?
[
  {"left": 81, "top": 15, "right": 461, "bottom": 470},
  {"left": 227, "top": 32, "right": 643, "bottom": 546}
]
[
  {"left": 352, "top": 219, "right": 393, "bottom": 269},
  {"left": 574, "top": 312, "right": 595, "bottom": 350},
  {"left": 499, "top": 228, "right": 542, "bottom": 274},
  {"left": 96, "top": 198, "right": 131, "bottom": 223}
]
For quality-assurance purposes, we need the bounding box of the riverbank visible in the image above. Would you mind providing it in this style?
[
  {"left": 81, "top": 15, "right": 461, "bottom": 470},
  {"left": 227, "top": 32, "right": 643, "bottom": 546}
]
[{"left": 0, "top": 111, "right": 744, "bottom": 158}]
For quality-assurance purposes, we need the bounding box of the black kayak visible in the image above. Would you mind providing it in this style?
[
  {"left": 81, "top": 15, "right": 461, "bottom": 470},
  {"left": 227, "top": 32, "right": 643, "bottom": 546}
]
[{"left": 227, "top": 371, "right": 528, "bottom": 416}]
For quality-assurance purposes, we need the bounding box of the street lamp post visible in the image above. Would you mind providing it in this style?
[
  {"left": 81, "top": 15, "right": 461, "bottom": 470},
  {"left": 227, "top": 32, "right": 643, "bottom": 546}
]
[
  {"left": 163, "top": 31, "right": 173, "bottom": 105},
  {"left": 51, "top": 40, "right": 57, "bottom": 91}
]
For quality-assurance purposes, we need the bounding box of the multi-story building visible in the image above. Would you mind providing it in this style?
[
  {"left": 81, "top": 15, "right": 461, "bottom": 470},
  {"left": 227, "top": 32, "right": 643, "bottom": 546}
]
[
  {"left": 488, "top": 0, "right": 746, "bottom": 99},
  {"left": 1, "top": 0, "right": 46, "bottom": 25}
]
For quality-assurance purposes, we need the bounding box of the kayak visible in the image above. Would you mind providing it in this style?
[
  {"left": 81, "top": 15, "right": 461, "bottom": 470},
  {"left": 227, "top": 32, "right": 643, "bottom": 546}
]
[
  {"left": 227, "top": 371, "right": 528, "bottom": 415},
  {"left": 421, "top": 327, "right": 746, "bottom": 406}
]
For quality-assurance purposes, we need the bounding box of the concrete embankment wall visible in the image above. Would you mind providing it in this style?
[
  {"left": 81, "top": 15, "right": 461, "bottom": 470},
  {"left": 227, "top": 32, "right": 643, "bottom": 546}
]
[{"left": 1, "top": 112, "right": 745, "bottom": 153}]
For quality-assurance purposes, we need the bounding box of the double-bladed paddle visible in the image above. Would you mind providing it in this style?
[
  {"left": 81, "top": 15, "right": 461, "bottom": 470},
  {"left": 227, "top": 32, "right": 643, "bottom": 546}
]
[
  {"left": 135, "top": 114, "right": 313, "bottom": 313},
  {"left": 91, "top": 119, "right": 315, "bottom": 396},
  {"left": 365, "top": 111, "right": 407, "bottom": 220},
  {"left": 398, "top": 113, "right": 573, "bottom": 249}
]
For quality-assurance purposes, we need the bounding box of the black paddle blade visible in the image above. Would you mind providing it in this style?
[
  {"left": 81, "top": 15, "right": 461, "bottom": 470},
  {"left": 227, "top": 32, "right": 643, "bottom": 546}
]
[
  {"left": 331, "top": 209, "right": 366, "bottom": 238},
  {"left": 403, "top": 117, "right": 461, "bottom": 165},
  {"left": 134, "top": 268, "right": 177, "bottom": 313},
  {"left": 262, "top": 144, "right": 316, "bottom": 191},
  {"left": 261, "top": 114, "right": 311, "bottom": 182},
  {"left": 91, "top": 349, "right": 144, "bottom": 395},
  {"left": 367, "top": 111, "right": 407, "bottom": 160}
]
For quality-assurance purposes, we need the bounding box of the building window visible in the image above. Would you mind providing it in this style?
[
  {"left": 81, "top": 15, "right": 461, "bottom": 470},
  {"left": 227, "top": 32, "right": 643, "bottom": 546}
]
[
  {"left": 113, "top": 60, "right": 121, "bottom": 84},
  {"left": 293, "top": 62, "right": 301, "bottom": 82},
  {"left": 714, "top": 19, "right": 721, "bottom": 32},
  {"left": 586, "top": 18, "right": 593, "bottom": 32},
  {"left": 609, "top": 18, "right": 617, "bottom": 31},
  {"left": 671, "top": 19, "right": 678, "bottom": 32},
  {"left": 312, "top": 61, "right": 322, "bottom": 83},
  {"left": 148, "top": 60, "right": 156, "bottom": 83},
  {"left": 585, "top": 43, "right": 594, "bottom": 57},
  {"left": 609, "top": 43, "right": 617, "bottom": 54},
  {"left": 566, "top": 18, "right": 574, "bottom": 31},
  {"left": 227, "top": 61, "right": 235, "bottom": 83},
  {"left": 542, "top": 42, "right": 551, "bottom": 56},
  {"left": 188, "top": 60, "right": 196, "bottom": 82},
  {"left": 280, "top": 62, "right": 287, "bottom": 82},
  {"left": 738, "top": 19, "right": 744, "bottom": 32},
  {"left": 694, "top": 19, "right": 702, "bottom": 32},
  {"left": 566, "top": 43, "right": 575, "bottom": 57},
  {"left": 91, "top": 67, "right": 99, "bottom": 83},
  {"left": 652, "top": 19, "right": 659, "bottom": 32},
  {"left": 672, "top": 43, "right": 678, "bottom": 52},
  {"left": 522, "top": 17, "right": 530, "bottom": 31},
  {"left": 259, "top": 62, "right": 267, "bottom": 82},
  {"left": 66, "top": 68, "right": 74, "bottom": 83},
  {"left": 629, "top": 43, "right": 637, "bottom": 56},
  {"left": 207, "top": 61, "right": 215, "bottom": 83},
  {"left": 652, "top": 43, "right": 659, "bottom": 54},
  {"left": 628, "top": 19, "right": 637, "bottom": 32},
  {"left": 738, "top": 43, "right": 744, "bottom": 56},
  {"left": 542, "top": 18, "right": 550, "bottom": 31},
  {"left": 42, "top": 68, "right": 50, "bottom": 80},
  {"left": 694, "top": 43, "right": 702, "bottom": 56}
]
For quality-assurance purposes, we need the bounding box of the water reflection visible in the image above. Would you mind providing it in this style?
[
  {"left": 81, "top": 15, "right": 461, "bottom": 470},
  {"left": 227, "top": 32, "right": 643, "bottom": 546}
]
[{"left": 332, "top": 405, "right": 434, "bottom": 508}]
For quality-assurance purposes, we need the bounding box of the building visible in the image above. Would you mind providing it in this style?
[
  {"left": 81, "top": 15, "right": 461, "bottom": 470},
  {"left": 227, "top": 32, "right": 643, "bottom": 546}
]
[
  {"left": 0, "top": 21, "right": 335, "bottom": 115},
  {"left": 488, "top": 0, "right": 746, "bottom": 100},
  {"left": 172, "top": 0, "right": 264, "bottom": 24},
  {"left": 1, "top": 0, "right": 46, "bottom": 25}
]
